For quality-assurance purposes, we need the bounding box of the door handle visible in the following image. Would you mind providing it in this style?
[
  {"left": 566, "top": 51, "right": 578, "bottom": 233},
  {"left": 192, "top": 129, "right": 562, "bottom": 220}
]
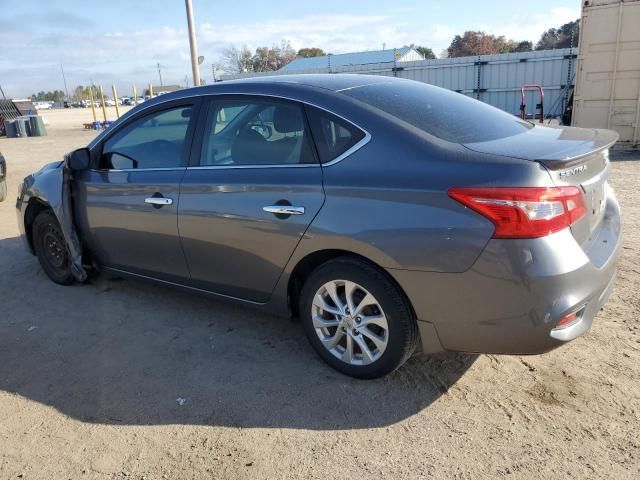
[
  {"left": 263, "top": 205, "right": 305, "bottom": 216},
  {"left": 145, "top": 196, "right": 173, "bottom": 206}
]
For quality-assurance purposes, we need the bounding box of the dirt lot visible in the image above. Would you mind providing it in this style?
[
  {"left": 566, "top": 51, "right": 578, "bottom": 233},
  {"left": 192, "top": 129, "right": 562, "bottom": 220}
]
[{"left": 0, "top": 109, "right": 639, "bottom": 479}]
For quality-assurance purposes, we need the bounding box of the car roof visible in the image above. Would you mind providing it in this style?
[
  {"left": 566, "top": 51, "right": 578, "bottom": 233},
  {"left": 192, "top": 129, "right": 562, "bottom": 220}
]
[
  {"left": 136, "top": 74, "right": 405, "bottom": 114},
  {"left": 156, "top": 74, "right": 398, "bottom": 100},
  {"left": 221, "top": 74, "right": 394, "bottom": 92}
]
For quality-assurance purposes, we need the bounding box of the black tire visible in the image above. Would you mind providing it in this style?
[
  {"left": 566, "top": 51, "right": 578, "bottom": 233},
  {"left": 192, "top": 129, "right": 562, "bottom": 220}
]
[
  {"left": 300, "top": 257, "right": 418, "bottom": 379},
  {"left": 32, "top": 211, "right": 75, "bottom": 285}
]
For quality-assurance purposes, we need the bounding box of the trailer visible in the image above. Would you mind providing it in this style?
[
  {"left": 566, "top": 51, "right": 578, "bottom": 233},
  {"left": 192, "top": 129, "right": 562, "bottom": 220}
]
[{"left": 572, "top": 0, "right": 640, "bottom": 146}]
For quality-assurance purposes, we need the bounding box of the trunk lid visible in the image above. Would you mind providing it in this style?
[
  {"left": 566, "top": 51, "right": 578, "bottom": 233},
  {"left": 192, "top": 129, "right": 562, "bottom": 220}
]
[{"left": 463, "top": 125, "right": 618, "bottom": 245}]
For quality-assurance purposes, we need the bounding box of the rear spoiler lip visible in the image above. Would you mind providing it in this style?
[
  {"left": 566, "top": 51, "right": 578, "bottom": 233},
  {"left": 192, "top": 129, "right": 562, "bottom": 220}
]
[
  {"left": 462, "top": 127, "right": 619, "bottom": 168},
  {"left": 535, "top": 128, "right": 619, "bottom": 170}
]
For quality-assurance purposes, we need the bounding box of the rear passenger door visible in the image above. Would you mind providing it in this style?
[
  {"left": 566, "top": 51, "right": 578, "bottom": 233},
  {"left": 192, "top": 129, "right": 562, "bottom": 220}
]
[{"left": 178, "top": 96, "right": 325, "bottom": 302}]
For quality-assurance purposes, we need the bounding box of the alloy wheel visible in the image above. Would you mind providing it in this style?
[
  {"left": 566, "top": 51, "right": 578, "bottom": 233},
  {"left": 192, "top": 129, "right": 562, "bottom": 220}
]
[{"left": 311, "top": 279, "right": 389, "bottom": 366}]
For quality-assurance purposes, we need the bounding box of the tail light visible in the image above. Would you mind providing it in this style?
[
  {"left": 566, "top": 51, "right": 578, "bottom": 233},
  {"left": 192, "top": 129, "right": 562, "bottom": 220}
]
[{"left": 448, "top": 187, "right": 586, "bottom": 239}]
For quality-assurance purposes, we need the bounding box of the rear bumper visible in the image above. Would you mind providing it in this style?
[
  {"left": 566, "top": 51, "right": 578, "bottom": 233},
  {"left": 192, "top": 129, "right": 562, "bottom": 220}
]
[{"left": 389, "top": 187, "right": 621, "bottom": 355}]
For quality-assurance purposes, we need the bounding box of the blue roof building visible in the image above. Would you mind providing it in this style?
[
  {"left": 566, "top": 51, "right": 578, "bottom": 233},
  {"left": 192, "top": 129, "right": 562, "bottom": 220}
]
[{"left": 279, "top": 47, "right": 424, "bottom": 72}]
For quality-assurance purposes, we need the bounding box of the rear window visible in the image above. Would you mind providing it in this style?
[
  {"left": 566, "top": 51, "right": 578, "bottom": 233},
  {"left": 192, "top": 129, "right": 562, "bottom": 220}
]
[{"left": 341, "top": 81, "right": 532, "bottom": 143}]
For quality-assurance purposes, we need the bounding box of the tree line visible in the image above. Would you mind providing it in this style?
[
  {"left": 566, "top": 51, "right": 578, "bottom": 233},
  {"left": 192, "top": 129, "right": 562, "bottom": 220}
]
[
  {"left": 221, "top": 42, "right": 435, "bottom": 74},
  {"left": 29, "top": 86, "right": 102, "bottom": 102},
  {"left": 31, "top": 90, "right": 66, "bottom": 102},
  {"left": 221, "top": 19, "right": 579, "bottom": 74},
  {"left": 446, "top": 19, "right": 579, "bottom": 57}
]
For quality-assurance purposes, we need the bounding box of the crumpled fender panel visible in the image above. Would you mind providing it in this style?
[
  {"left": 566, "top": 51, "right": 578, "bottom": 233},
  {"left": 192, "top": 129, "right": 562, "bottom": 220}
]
[{"left": 18, "top": 159, "right": 87, "bottom": 281}]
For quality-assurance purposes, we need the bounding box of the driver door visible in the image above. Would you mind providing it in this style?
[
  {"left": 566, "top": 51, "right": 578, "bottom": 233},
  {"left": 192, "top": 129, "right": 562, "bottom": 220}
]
[{"left": 74, "top": 100, "right": 200, "bottom": 281}]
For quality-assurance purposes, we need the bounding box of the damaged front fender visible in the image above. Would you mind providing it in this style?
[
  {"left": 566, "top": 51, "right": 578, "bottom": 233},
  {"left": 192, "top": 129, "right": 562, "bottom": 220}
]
[{"left": 16, "top": 159, "right": 87, "bottom": 282}]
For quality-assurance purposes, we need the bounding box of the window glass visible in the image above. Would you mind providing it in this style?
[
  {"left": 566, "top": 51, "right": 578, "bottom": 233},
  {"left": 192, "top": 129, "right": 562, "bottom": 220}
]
[
  {"left": 306, "top": 107, "right": 366, "bottom": 164},
  {"left": 341, "top": 81, "right": 532, "bottom": 143},
  {"left": 200, "top": 100, "right": 316, "bottom": 166},
  {"left": 101, "top": 106, "right": 192, "bottom": 169}
]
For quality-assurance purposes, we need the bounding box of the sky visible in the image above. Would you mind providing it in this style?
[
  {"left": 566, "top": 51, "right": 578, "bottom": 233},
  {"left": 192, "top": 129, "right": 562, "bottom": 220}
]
[{"left": 0, "top": 0, "right": 580, "bottom": 98}]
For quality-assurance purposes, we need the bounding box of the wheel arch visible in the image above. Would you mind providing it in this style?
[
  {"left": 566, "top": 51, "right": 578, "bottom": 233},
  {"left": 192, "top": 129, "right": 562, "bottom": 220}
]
[
  {"left": 23, "top": 198, "right": 53, "bottom": 255},
  {"left": 286, "top": 249, "right": 417, "bottom": 322}
]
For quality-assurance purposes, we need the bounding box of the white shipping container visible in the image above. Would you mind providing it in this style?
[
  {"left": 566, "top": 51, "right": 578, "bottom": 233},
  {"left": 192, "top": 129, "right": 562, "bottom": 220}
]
[{"left": 572, "top": 0, "right": 640, "bottom": 145}]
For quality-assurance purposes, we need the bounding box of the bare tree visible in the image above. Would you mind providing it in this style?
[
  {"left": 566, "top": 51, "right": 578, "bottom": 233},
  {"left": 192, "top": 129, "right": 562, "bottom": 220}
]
[
  {"left": 252, "top": 41, "right": 296, "bottom": 72},
  {"left": 220, "top": 41, "right": 298, "bottom": 74},
  {"left": 221, "top": 45, "right": 254, "bottom": 74}
]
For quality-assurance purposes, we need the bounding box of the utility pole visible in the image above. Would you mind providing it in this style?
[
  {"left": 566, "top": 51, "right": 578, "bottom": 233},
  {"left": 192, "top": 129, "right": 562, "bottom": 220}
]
[
  {"left": 0, "top": 85, "right": 6, "bottom": 100},
  {"left": 184, "top": 0, "right": 201, "bottom": 87},
  {"left": 60, "top": 64, "right": 69, "bottom": 100},
  {"left": 157, "top": 62, "right": 163, "bottom": 88}
]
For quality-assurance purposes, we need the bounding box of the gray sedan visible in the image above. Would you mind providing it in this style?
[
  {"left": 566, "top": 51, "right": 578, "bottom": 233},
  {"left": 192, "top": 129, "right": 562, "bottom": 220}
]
[{"left": 16, "top": 75, "right": 621, "bottom": 378}]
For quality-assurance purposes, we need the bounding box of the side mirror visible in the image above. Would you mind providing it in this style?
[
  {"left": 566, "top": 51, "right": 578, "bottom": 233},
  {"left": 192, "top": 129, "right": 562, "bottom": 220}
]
[{"left": 67, "top": 148, "right": 90, "bottom": 171}]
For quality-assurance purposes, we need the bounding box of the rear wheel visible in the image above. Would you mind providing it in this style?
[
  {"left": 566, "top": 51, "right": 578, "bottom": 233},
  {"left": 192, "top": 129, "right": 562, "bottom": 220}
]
[
  {"left": 32, "top": 211, "right": 75, "bottom": 285},
  {"left": 300, "top": 257, "right": 418, "bottom": 379}
]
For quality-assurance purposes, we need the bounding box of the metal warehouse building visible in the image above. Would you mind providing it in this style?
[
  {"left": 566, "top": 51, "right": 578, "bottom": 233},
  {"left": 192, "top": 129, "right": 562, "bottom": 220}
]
[
  {"left": 279, "top": 47, "right": 425, "bottom": 72},
  {"left": 221, "top": 48, "right": 577, "bottom": 120}
]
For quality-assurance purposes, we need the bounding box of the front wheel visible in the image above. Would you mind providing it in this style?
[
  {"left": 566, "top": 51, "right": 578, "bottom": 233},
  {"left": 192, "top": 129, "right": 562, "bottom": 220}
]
[
  {"left": 300, "top": 257, "right": 418, "bottom": 379},
  {"left": 32, "top": 211, "right": 75, "bottom": 285}
]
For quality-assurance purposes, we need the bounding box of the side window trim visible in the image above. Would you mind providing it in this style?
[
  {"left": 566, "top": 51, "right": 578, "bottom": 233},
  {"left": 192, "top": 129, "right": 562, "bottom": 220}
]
[
  {"left": 91, "top": 98, "right": 201, "bottom": 171},
  {"left": 304, "top": 105, "right": 370, "bottom": 166},
  {"left": 191, "top": 94, "right": 320, "bottom": 169},
  {"left": 322, "top": 130, "right": 371, "bottom": 167}
]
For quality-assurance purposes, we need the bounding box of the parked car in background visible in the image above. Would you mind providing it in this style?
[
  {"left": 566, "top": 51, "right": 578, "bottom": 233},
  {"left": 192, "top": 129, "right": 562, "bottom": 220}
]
[
  {"left": 0, "top": 151, "right": 6, "bottom": 202},
  {"left": 16, "top": 75, "right": 621, "bottom": 379},
  {"left": 33, "top": 102, "right": 52, "bottom": 110}
]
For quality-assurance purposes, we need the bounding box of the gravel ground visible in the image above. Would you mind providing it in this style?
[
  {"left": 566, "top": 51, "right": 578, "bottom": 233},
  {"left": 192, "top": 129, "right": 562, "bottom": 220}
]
[{"left": 0, "top": 109, "right": 639, "bottom": 479}]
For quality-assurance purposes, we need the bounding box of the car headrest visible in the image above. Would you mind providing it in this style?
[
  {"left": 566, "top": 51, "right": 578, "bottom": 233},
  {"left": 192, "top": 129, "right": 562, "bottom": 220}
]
[
  {"left": 273, "top": 105, "right": 303, "bottom": 133},
  {"left": 231, "top": 128, "right": 267, "bottom": 164}
]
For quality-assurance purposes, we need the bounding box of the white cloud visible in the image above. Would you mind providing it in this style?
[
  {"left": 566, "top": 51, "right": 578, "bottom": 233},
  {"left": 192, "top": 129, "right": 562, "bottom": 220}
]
[
  {"left": 0, "top": 6, "right": 581, "bottom": 97},
  {"left": 198, "top": 14, "right": 392, "bottom": 55}
]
